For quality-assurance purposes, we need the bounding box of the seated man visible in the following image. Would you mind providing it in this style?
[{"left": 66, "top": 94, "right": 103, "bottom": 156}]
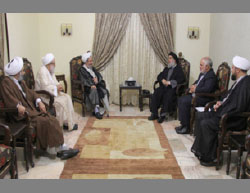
[
  {"left": 1, "top": 57, "right": 79, "bottom": 160},
  {"left": 148, "top": 52, "right": 185, "bottom": 123},
  {"left": 191, "top": 56, "right": 250, "bottom": 166},
  {"left": 35, "top": 53, "right": 78, "bottom": 131},
  {"left": 175, "top": 57, "right": 217, "bottom": 134},
  {"left": 79, "top": 51, "right": 109, "bottom": 119}
]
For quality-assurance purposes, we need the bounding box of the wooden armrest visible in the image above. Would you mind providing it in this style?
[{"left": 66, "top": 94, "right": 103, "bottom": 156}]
[
  {"left": 204, "top": 100, "right": 217, "bottom": 111},
  {"left": 176, "top": 83, "right": 187, "bottom": 96},
  {"left": 195, "top": 90, "right": 227, "bottom": 98},
  {"left": 153, "top": 80, "right": 159, "bottom": 90},
  {"left": 245, "top": 134, "right": 250, "bottom": 152},
  {"left": 185, "top": 88, "right": 190, "bottom": 95},
  {"left": 0, "top": 123, "right": 12, "bottom": 145},
  {"left": 0, "top": 107, "right": 18, "bottom": 114},
  {"left": 35, "top": 90, "right": 55, "bottom": 109},
  {"left": 220, "top": 112, "right": 250, "bottom": 134},
  {"left": 56, "top": 74, "right": 68, "bottom": 93}
]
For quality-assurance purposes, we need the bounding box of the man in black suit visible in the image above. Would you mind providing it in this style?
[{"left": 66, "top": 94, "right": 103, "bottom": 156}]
[
  {"left": 148, "top": 52, "right": 185, "bottom": 123},
  {"left": 175, "top": 57, "right": 217, "bottom": 134}
]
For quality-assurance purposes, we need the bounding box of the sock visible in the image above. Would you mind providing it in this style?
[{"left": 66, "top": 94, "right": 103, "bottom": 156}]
[{"left": 95, "top": 105, "right": 100, "bottom": 113}]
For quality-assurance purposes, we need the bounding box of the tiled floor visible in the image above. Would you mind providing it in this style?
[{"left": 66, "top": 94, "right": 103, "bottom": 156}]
[{"left": 5, "top": 104, "right": 243, "bottom": 179}]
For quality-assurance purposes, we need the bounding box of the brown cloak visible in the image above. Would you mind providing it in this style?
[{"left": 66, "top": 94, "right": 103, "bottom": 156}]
[{"left": 0, "top": 76, "right": 64, "bottom": 150}]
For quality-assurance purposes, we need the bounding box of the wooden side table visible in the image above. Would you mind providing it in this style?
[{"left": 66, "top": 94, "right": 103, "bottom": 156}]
[{"left": 119, "top": 83, "right": 142, "bottom": 112}]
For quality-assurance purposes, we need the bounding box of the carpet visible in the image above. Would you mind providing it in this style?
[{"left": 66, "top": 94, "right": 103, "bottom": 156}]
[{"left": 60, "top": 116, "right": 184, "bottom": 179}]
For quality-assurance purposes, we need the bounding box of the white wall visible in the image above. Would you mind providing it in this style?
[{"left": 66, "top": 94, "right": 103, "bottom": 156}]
[
  {"left": 209, "top": 13, "right": 250, "bottom": 87},
  {"left": 7, "top": 13, "right": 95, "bottom": 94},
  {"left": 38, "top": 13, "right": 95, "bottom": 93},
  {"left": 175, "top": 13, "right": 211, "bottom": 85},
  {"left": 7, "top": 13, "right": 40, "bottom": 73},
  {"left": 7, "top": 13, "right": 210, "bottom": 94}
]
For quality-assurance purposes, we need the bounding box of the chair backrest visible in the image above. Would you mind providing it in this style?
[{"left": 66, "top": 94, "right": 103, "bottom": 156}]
[
  {"left": 22, "top": 58, "right": 35, "bottom": 90},
  {"left": 178, "top": 52, "right": 190, "bottom": 88},
  {"left": 69, "top": 56, "right": 83, "bottom": 100},
  {"left": 215, "top": 62, "right": 231, "bottom": 94},
  {"left": 0, "top": 67, "right": 4, "bottom": 109}
]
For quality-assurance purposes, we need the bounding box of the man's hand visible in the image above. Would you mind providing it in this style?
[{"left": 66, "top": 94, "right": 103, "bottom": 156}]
[
  {"left": 93, "top": 77, "right": 98, "bottom": 84},
  {"left": 17, "top": 105, "right": 26, "bottom": 116},
  {"left": 162, "top": 79, "right": 170, "bottom": 86},
  {"left": 189, "top": 85, "right": 196, "bottom": 93},
  {"left": 91, "top": 85, "right": 97, "bottom": 89},
  {"left": 38, "top": 102, "right": 47, "bottom": 113},
  {"left": 57, "top": 84, "right": 63, "bottom": 92},
  {"left": 213, "top": 101, "right": 222, "bottom": 112}
]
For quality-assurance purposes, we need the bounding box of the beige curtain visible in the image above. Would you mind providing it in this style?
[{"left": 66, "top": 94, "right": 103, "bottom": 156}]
[
  {"left": 101, "top": 13, "right": 165, "bottom": 106},
  {"left": 92, "top": 13, "right": 132, "bottom": 71},
  {"left": 0, "top": 13, "right": 5, "bottom": 68},
  {"left": 139, "top": 13, "right": 175, "bottom": 66}
]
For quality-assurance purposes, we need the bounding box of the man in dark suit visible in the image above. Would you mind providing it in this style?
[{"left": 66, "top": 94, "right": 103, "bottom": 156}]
[
  {"left": 175, "top": 57, "right": 217, "bottom": 134},
  {"left": 191, "top": 56, "right": 250, "bottom": 166},
  {"left": 148, "top": 52, "right": 185, "bottom": 123}
]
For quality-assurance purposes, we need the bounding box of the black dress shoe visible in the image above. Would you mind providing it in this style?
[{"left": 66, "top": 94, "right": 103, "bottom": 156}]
[
  {"left": 95, "top": 112, "right": 103, "bottom": 119},
  {"left": 176, "top": 126, "right": 190, "bottom": 134},
  {"left": 175, "top": 125, "right": 183, "bottom": 132},
  {"left": 57, "top": 148, "right": 74, "bottom": 157},
  {"left": 63, "top": 125, "right": 69, "bottom": 130},
  {"left": 157, "top": 116, "right": 165, "bottom": 123},
  {"left": 200, "top": 160, "right": 216, "bottom": 167},
  {"left": 72, "top": 124, "right": 78, "bottom": 130},
  {"left": 148, "top": 114, "right": 159, "bottom": 121},
  {"left": 59, "top": 149, "right": 80, "bottom": 160}
]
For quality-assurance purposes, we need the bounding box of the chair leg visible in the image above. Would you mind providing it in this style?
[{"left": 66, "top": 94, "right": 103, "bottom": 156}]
[
  {"left": 226, "top": 137, "right": 232, "bottom": 175},
  {"left": 12, "top": 138, "right": 18, "bottom": 179},
  {"left": 236, "top": 148, "right": 243, "bottom": 179},
  {"left": 189, "top": 108, "right": 195, "bottom": 136},
  {"left": 216, "top": 136, "right": 224, "bottom": 170},
  {"left": 81, "top": 103, "right": 86, "bottom": 117},
  {"left": 10, "top": 148, "right": 16, "bottom": 179},
  {"left": 24, "top": 137, "right": 29, "bottom": 172},
  {"left": 29, "top": 137, "right": 35, "bottom": 168}
]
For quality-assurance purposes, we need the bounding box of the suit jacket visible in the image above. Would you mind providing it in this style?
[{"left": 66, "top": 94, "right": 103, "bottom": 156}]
[{"left": 193, "top": 68, "right": 218, "bottom": 106}]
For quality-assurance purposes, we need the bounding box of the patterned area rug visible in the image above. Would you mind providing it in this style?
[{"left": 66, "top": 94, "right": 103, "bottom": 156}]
[{"left": 60, "top": 116, "right": 184, "bottom": 179}]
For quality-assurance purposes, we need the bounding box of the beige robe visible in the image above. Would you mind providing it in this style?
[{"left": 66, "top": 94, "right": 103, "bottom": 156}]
[
  {"left": 35, "top": 66, "right": 75, "bottom": 130},
  {"left": 0, "top": 77, "right": 64, "bottom": 150}
]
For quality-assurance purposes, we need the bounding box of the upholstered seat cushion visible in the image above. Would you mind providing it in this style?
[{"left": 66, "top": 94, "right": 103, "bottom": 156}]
[{"left": 0, "top": 144, "right": 11, "bottom": 169}]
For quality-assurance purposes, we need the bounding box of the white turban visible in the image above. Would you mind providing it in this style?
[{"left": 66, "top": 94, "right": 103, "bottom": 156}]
[
  {"left": 82, "top": 52, "right": 92, "bottom": 63},
  {"left": 4, "top": 57, "right": 24, "bottom": 76},
  {"left": 232, "top": 56, "right": 250, "bottom": 71},
  {"left": 42, "top": 53, "right": 55, "bottom": 66}
]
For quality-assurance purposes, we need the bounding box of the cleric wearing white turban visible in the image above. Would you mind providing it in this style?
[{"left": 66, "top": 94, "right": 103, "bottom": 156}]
[
  {"left": 4, "top": 56, "right": 24, "bottom": 76},
  {"left": 232, "top": 55, "right": 250, "bottom": 71},
  {"left": 82, "top": 51, "right": 92, "bottom": 64},
  {"left": 42, "top": 53, "right": 55, "bottom": 66},
  {"left": 35, "top": 53, "right": 78, "bottom": 131}
]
